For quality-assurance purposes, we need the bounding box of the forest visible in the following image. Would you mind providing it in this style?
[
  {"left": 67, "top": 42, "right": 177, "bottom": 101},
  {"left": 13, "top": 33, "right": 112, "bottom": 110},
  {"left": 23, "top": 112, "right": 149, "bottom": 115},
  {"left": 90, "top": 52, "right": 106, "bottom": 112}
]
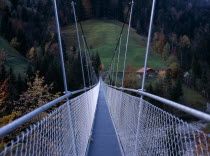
[{"left": 0, "top": 0, "right": 210, "bottom": 136}]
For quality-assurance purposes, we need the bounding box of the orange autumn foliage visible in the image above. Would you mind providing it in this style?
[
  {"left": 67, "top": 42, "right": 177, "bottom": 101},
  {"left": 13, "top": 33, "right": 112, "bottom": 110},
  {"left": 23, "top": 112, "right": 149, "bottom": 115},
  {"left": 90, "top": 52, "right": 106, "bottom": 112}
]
[
  {"left": 194, "top": 131, "right": 210, "bottom": 155},
  {"left": 153, "top": 33, "right": 166, "bottom": 54},
  {"left": 0, "top": 78, "right": 9, "bottom": 113}
]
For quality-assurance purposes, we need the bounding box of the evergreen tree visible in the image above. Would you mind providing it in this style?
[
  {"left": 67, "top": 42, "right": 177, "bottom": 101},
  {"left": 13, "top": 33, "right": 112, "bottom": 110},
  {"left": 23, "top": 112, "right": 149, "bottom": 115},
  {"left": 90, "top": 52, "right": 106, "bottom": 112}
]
[
  {"left": 164, "top": 71, "right": 172, "bottom": 99},
  {"left": 26, "top": 64, "right": 34, "bottom": 82},
  {"left": 94, "top": 52, "right": 101, "bottom": 76},
  {"left": 7, "top": 67, "right": 17, "bottom": 101},
  {"left": 76, "top": 0, "right": 86, "bottom": 21},
  {"left": 17, "top": 74, "right": 24, "bottom": 93},
  {"left": 10, "top": 0, "right": 19, "bottom": 9},
  {"left": 117, "top": 0, "right": 124, "bottom": 22},
  {"left": 148, "top": 84, "right": 154, "bottom": 94},
  {"left": 192, "top": 57, "right": 202, "bottom": 85},
  {"left": 171, "top": 76, "right": 183, "bottom": 102},
  {"left": 0, "top": 65, "right": 7, "bottom": 83},
  {"left": 8, "top": 67, "right": 16, "bottom": 84},
  {"left": 82, "top": 0, "right": 93, "bottom": 18}
]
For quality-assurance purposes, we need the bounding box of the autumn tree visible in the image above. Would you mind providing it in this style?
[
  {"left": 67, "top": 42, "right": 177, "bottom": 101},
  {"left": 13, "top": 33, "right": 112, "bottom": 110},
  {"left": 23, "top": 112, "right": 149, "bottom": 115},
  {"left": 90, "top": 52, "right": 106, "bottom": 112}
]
[
  {"left": 7, "top": 67, "right": 18, "bottom": 100},
  {"left": 10, "top": 37, "right": 21, "bottom": 48},
  {"left": 0, "top": 79, "right": 9, "bottom": 116},
  {"left": 169, "top": 62, "right": 180, "bottom": 78},
  {"left": 164, "top": 71, "right": 172, "bottom": 99},
  {"left": 170, "top": 33, "right": 178, "bottom": 52},
  {"left": 153, "top": 33, "right": 166, "bottom": 54},
  {"left": 0, "top": 49, "right": 6, "bottom": 67},
  {"left": 179, "top": 35, "right": 191, "bottom": 49},
  {"left": 94, "top": 52, "right": 102, "bottom": 76},
  {"left": 0, "top": 65, "right": 7, "bottom": 83},
  {"left": 16, "top": 72, "right": 61, "bottom": 114},
  {"left": 124, "top": 65, "right": 137, "bottom": 89},
  {"left": 171, "top": 75, "right": 183, "bottom": 102},
  {"left": 178, "top": 35, "right": 191, "bottom": 69},
  {"left": 162, "top": 42, "right": 170, "bottom": 60}
]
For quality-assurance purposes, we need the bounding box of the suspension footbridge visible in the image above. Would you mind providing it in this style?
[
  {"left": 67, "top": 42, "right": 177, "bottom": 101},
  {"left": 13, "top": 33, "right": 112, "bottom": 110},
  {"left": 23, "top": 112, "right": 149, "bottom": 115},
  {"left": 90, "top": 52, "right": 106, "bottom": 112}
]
[{"left": 0, "top": 0, "right": 210, "bottom": 155}]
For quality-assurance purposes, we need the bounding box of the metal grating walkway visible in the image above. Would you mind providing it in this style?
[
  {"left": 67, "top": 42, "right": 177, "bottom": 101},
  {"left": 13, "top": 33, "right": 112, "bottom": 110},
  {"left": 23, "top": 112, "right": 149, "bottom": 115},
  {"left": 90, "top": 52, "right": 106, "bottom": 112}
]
[{"left": 88, "top": 85, "right": 122, "bottom": 156}]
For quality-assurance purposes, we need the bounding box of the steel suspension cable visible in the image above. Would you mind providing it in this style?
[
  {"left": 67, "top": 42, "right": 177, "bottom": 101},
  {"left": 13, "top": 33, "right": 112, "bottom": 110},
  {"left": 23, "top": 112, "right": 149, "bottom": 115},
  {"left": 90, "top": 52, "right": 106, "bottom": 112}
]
[
  {"left": 72, "top": 1, "right": 86, "bottom": 88},
  {"left": 53, "top": 0, "right": 77, "bottom": 155},
  {"left": 121, "top": 0, "right": 134, "bottom": 88},
  {"left": 82, "top": 35, "right": 91, "bottom": 87},
  {"left": 134, "top": 0, "right": 157, "bottom": 155},
  {"left": 110, "top": 54, "right": 116, "bottom": 85},
  {"left": 111, "top": 51, "right": 117, "bottom": 85},
  {"left": 53, "top": 0, "right": 68, "bottom": 94},
  {"left": 141, "top": 1, "right": 156, "bottom": 92},
  {"left": 79, "top": 22, "right": 95, "bottom": 85},
  {"left": 115, "top": 35, "right": 122, "bottom": 86},
  {"left": 105, "top": 6, "right": 131, "bottom": 83}
]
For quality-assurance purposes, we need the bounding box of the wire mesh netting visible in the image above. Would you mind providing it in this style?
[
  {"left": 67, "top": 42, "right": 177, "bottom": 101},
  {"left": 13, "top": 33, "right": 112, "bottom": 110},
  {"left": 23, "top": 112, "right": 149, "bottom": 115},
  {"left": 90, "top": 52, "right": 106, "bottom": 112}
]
[
  {"left": 0, "top": 84, "right": 99, "bottom": 156},
  {"left": 102, "top": 82, "right": 210, "bottom": 156}
]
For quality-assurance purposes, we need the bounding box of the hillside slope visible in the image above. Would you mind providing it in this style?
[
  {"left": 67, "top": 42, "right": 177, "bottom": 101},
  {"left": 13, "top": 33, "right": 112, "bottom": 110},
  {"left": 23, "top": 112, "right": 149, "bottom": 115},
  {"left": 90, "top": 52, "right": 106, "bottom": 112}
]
[
  {"left": 62, "top": 20, "right": 165, "bottom": 71},
  {"left": 0, "top": 37, "right": 28, "bottom": 75}
]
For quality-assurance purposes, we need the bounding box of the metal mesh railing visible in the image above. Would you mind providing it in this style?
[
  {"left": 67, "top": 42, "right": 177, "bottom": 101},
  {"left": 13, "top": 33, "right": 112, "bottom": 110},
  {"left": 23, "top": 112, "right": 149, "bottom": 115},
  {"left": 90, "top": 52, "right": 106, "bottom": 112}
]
[
  {"left": 0, "top": 84, "right": 99, "bottom": 156},
  {"left": 102, "top": 82, "right": 210, "bottom": 156}
]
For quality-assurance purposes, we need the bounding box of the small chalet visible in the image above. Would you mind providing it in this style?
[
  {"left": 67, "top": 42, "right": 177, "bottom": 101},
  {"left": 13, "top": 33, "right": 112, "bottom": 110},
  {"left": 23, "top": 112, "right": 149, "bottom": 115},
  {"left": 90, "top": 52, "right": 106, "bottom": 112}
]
[{"left": 136, "top": 67, "right": 155, "bottom": 78}]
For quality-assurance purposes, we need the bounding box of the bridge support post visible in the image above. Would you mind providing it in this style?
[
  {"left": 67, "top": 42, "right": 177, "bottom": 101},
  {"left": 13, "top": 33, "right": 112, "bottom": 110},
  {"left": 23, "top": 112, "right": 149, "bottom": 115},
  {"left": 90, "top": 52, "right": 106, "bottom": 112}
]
[
  {"left": 134, "top": 0, "right": 156, "bottom": 155},
  {"left": 53, "top": 0, "right": 77, "bottom": 155},
  {"left": 53, "top": 0, "right": 68, "bottom": 95}
]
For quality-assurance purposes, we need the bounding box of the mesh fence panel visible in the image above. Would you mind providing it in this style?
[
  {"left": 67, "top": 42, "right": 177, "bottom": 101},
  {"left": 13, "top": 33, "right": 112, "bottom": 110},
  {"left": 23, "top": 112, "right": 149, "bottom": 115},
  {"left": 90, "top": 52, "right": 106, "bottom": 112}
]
[
  {"left": 102, "top": 82, "right": 210, "bottom": 156},
  {"left": 0, "top": 84, "right": 99, "bottom": 156}
]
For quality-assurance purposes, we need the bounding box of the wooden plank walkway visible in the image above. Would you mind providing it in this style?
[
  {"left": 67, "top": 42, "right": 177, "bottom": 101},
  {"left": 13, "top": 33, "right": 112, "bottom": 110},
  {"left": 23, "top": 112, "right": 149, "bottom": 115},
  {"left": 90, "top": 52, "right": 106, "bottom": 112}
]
[{"left": 88, "top": 84, "right": 122, "bottom": 156}]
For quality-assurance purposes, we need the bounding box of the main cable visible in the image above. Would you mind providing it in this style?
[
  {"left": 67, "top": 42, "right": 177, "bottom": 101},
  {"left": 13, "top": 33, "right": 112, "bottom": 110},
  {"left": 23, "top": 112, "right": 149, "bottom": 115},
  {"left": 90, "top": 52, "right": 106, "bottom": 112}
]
[
  {"left": 79, "top": 21, "right": 96, "bottom": 85},
  {"left": 121, "top": 1, "right": 134, "bottom": 88},
  {"left": 72, "top": 1, "right": 86, "bottom": 88},
  {"left": 105, "top": 4, "right": 132, "bottom": 84}
]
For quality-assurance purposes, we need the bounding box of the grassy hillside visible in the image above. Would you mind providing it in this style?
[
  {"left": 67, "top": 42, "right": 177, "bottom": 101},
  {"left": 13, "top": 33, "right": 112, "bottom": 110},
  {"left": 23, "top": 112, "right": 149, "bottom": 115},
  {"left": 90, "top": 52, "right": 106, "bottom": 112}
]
[
  {"left": 0, "top": 37, "right": 28, "bottom": 76},
  {"left": 62, "top": 20, "right": 207, "bottom": 108},
  {"left": 62, "top": 20, "right": 165, "bottom": 71}
]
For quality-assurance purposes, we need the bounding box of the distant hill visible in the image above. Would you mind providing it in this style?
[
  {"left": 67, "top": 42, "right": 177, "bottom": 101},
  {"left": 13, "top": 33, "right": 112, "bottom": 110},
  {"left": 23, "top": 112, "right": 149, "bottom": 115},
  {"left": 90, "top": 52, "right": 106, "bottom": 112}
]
[
  {"left": 62, "top": 20, "right": 166, "bottom": 71},
  {"left": 0, "top": 37, "right": 28, "bottom": 76}
]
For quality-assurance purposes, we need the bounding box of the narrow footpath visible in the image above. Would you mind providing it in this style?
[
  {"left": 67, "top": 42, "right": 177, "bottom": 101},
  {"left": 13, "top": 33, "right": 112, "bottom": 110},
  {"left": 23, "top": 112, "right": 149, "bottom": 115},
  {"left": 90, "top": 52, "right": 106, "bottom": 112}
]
[{"left": 88, "top": 85, "right": 122, "bottom": 156}]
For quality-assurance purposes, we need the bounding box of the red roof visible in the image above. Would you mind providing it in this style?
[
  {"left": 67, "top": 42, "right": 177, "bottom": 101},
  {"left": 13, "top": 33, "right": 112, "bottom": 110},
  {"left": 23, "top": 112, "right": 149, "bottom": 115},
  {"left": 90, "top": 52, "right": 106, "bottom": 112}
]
[{"left": 136, "top": 67, "right": 154, "bottom": 73}]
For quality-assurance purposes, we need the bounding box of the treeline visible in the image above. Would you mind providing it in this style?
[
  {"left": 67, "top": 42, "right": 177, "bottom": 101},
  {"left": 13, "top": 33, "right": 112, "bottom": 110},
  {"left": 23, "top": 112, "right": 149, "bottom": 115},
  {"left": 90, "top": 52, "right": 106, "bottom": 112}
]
[
  {"left": 0, "top": 0, "right": 209, "bottom": 100},
  {"left": 0, "top": 0, "right": 102, "bottom": 130},
  {"left": 149, "top": 0, "right": 210, "bottom": 100},
  {"left": 0, "top": 0, "right": 101, "bottom": 91}
]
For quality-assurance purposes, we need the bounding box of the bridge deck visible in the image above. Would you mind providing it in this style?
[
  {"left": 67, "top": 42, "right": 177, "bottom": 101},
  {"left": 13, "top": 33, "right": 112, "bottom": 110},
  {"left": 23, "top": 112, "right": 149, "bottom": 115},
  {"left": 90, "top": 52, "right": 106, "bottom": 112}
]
[{"left": 88, "top": 85, "right": 122, "bottom": 156}]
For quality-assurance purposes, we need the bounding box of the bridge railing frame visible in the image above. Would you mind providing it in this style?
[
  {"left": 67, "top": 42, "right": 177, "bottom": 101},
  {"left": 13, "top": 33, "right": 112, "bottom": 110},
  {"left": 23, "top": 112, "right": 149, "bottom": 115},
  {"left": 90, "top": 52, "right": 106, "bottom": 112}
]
[
  {"left": 0, "top": 84, "right": 98, "bottom": 138},
  {"left": 105, "top": 83, "right": 210, "bottom": 123},
  {"left": 102, "top": 81, "right": 210, "bottom": 155}
]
